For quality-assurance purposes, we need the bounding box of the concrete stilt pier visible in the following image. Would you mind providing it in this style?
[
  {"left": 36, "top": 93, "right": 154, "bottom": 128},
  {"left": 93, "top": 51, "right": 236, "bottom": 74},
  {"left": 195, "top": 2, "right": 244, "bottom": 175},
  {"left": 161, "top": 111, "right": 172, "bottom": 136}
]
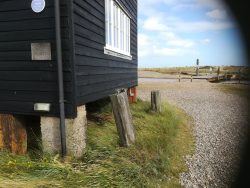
[{"left": 41, "top": 106, "right": 87, "bottom": 158}]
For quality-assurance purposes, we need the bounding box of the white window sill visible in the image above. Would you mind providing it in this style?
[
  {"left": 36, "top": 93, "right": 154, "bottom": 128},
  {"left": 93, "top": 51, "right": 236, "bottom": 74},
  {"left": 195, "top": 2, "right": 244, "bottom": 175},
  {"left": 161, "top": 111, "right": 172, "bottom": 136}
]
[{"left": 104, "top": 47, "right": 132, "bottom": 60}]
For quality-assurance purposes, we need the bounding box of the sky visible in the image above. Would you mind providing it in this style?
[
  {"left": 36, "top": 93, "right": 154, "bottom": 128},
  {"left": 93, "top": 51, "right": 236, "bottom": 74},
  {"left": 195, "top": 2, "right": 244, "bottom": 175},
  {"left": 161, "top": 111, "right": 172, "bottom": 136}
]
[{"left": 138, "top": 0, "right": 247, "bottom": 68}]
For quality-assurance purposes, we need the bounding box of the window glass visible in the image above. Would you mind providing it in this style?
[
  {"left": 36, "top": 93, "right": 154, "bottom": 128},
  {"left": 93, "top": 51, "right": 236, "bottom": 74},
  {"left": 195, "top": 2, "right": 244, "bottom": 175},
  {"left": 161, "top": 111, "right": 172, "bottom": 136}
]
[{"left": 105, "top": 0, "right": 131, "bottom": 56}]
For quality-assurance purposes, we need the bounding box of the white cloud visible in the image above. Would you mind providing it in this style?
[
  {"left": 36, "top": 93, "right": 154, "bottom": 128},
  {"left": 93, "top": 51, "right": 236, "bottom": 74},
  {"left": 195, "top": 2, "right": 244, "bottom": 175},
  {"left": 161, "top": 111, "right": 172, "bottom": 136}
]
[
  {"left": 143, "top": 16, "right": 233, "bottom": 33},
  {"left": 153, "top": 48, "right": 182, "bottom": 56},
  {"left": 138, "top": 33, "right": 151, "bottom": 46},
  {"left": 139, "top": 0, "right": 171, "bottom": 17},
  {"left": 138, "top": 33, "right": 152, "bottom": 57},
  {"left": 171, "top": 0, "right": 224, "bottom": 11},
  {"left": 174, "top": 21, "right": 233, "bottom": 32},
  {"left": 153, "top": 47, "right": 198, "bottom": 56},
  {"left": 139, "top": 0, "right": 179, "bottom": 6},
  {"left": 139, "top": 50, "right": 150, "bottom": 57},
  {"left": 143, "top": 17, "right": 169, "bottom": 31},
  {"left": 201, "top": 38, "right": 210, "bottom": 44},
  {"left": 207, "top": 9, "right": 227, "bottom": 19},
  {"left": 168, "top": 39, "right": 195, "bottom": 48},
  {"left": 139, "top": 0, "right": 197, "bottom": 16},
  {"left": 161, "top": 31, "right": 177, "bottom": 40},
  {"left": 159, "top": 32, "right": 195, "bottom": 47},
  {"left": 196, "top": 0, "right": 225, "bottom": 9},
  {"left": 172, "top": 4, "right": 198, "bottom": 11},
  {"left": 138, "top": 32, "right": 197, "bottom": 57},
  {"left": 138, "top": 0, "right": 234, "bottom": 60},
  {"left": 139, "top": 0, "right": 226, "bottom": 12}
]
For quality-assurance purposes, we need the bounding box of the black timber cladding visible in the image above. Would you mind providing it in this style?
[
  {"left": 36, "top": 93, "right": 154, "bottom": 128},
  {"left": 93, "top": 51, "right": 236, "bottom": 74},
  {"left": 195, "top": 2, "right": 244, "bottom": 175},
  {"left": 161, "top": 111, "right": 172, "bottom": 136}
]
[
  {"left": 72, "top": 0, "right": 138, "bottom": 105},
  {"left": 0, "top": 0, "right": 138, "bottom": 118},
  {"left": 0, "top": 0, "right": 76, "bottom": 117}
]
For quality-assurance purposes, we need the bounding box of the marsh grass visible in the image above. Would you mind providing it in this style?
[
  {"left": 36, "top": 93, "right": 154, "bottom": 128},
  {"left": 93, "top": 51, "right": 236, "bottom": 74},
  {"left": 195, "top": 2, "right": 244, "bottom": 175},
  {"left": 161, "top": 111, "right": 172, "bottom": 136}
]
[
  {"left": 140, "top": 66, "right": 250, "bottom": 78},
  {"left": 0, "top": 100, "right": 193, "bottom": 187},
  {"left": 141, "top": 67, "right": 212, "bottom": 75},
  {"left": 216, "top": 84, "right": 250, "bottom": 100}
]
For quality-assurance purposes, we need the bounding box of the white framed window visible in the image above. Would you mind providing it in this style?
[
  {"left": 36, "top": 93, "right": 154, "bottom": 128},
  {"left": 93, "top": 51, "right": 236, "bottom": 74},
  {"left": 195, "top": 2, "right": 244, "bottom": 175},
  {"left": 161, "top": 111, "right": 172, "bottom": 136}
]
[{"left": 104, "top": 0, "right": 132, "bottom": 60}]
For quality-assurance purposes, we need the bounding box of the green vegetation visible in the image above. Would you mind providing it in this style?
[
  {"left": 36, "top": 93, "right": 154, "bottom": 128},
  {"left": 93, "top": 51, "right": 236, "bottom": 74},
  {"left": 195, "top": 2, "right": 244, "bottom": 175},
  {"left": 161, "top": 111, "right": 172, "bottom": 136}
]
[
  {"left": 0, "top": 100, "right": 194, "bottom": 188},
  {"left": 216, "top": 84, "right": 250, "bottom": 100},
  {"left": 141, "top": 67, "right": 200, "bottom": 75},
  {"left": 140, "top": 66, "right": 250, "bottom": 78}
]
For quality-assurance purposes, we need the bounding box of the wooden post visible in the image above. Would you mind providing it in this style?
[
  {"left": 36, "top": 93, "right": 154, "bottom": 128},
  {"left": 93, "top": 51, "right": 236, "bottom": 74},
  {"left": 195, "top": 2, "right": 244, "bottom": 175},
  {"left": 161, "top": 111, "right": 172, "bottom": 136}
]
[
  {"left": 151, "top": 90, "right": 161, "bottom": 112},
  {"left": 0, "top": 115, "right": 27, "bottom": 154},
  {"left": 217, "top": 67, "right": 220, "bottom": 81},
  {"left": 178, "top": 73, "right": 181, "bottom": 82},
  {"left": 110, "top": 91, "right": 135, "bottom": 147},
  {"left": 224, "top": 71, "right": 227, "bottom": 81},
  {"left": 191, "top": 75, "right": 193, "bottom": 82},
  {"left": 238, "top": 69, "right": 241, "bottom": 84}
]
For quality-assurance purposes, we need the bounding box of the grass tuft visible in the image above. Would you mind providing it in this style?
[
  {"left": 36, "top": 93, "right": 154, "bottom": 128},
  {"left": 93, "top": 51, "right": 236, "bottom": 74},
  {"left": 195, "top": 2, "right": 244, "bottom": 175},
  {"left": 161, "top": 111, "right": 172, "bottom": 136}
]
[
  {"left": 215, "top": 84, "right": 250, "bottom": 100},
  {"left": 0, "top": 100, "right": 194, "bottom": 187}
]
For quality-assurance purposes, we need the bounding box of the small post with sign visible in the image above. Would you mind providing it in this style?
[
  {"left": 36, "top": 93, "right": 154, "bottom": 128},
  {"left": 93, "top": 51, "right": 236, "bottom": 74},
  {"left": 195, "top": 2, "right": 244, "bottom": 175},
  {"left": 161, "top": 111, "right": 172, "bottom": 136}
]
[{"left": 196, "top": 59, "right": 199, "bottom": 76}]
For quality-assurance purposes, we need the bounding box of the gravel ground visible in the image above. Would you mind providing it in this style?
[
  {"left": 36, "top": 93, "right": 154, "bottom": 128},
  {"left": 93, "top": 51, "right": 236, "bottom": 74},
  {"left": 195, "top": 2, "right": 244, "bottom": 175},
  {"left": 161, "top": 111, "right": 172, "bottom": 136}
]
[{"left": 138, "top": 75, "right": 249, "bottom": 187}]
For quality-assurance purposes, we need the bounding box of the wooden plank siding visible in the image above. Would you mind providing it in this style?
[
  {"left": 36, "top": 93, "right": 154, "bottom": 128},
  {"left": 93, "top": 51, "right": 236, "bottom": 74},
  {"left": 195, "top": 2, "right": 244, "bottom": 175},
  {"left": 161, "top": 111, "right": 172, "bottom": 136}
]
[
  {"left": 0, "top": 0, "right": 76, "bottom": 117},
  {"left": 72, "top": 0, "right": 138, "bottom": 106},
  {"left": 0, "top": 0, "right": 137, "bottom": 118}
]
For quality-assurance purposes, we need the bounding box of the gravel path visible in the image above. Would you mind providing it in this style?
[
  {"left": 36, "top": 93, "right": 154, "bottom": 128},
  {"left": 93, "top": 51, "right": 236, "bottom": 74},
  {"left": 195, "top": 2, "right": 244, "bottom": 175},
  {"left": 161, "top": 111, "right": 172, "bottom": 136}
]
[{"left": 138, "top": 77, "right": 249, "bottom": 187}]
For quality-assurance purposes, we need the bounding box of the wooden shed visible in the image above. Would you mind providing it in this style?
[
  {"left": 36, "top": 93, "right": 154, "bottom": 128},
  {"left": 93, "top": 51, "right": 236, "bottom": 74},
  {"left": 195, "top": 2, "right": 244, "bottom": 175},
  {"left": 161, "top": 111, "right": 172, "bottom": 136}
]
[{"left": 0, "top": 0, "right": 138, "bottom": 119}]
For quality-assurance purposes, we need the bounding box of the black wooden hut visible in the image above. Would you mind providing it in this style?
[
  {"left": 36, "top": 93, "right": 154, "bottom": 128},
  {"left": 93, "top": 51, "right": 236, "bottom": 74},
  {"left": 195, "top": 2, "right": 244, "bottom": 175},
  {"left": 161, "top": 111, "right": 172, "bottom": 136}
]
[{"left": 0, "top": 0, "right": 138, "bottom": 118}]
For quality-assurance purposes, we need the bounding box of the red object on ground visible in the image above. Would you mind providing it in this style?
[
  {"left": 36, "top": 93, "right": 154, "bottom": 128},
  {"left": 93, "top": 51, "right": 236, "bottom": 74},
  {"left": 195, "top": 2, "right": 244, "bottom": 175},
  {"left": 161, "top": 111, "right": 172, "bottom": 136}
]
[{"left": 127, "top": 87, "right": 137, "bottom": 103}]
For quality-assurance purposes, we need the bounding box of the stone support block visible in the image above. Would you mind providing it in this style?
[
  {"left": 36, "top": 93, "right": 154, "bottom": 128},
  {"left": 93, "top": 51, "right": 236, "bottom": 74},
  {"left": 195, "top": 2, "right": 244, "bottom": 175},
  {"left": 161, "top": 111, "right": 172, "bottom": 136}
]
[{"left": 41, "top": 106, "right": 87, "bottom": 158}]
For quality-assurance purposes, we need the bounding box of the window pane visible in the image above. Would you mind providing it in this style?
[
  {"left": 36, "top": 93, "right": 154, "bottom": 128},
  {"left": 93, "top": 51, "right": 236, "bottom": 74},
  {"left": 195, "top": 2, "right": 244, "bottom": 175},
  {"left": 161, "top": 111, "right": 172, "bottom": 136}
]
[
  {"left": 120, "top": 13, "right": 124, "bottom": 50},
  {"left": 115, "top": 5, "right": 118, "bottom": 48},
  {"left": 124, "top": 14, "right": 126, "bottom": 52},
  {"left": 110, "top": 0, "right": 113, "bottom": 46},
  {"left": 126, "top": 18, "right": 128, "bottom": 53},
  {"left": 128, "top": 19, "right": 130, "bottom": 53},
  {"left": 105, "top": 0, "right": 131, "bottom": 55},
  {"left": 105, "top": 0, "right": 109, "bottom": 45},
  {"left": 114, "top": 4, "right": 117, "bottom": 48},
  {"left": 118, "top": 8, "right": 120, "bottom": 49},
  {"left": 128, "top": 18, "right": 130, "bottom": 53}
]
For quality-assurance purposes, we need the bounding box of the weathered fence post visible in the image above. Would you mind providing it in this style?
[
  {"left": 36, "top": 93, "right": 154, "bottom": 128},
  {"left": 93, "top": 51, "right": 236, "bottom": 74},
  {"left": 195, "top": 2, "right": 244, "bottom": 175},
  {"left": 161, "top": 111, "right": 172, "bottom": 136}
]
[
  {"left": 0, "top": 115, "right": 27, "bottom": 154},
  {"left": 191, "top": 75, "right": 193, "bottom": 82},
  {"left": 238, "top": 69, "right": 241, "bottom": 84},
  {"left": 217, "top": 67, "right": 220, "bottom": 81},
  {"left": 151, "top": 90, "right": 161, "bottom": 112},
  {"left": 209, "top": 67, "right": 212, "bottom": 74},
  {"left": 110, "top": 91, "right": 135, "bottom": 147},
  {"left": 178, "top": 73, "right": 181, "bottom": 82},
  {"left": 224, "top": 71, "right": 228, "bottom": 81}
]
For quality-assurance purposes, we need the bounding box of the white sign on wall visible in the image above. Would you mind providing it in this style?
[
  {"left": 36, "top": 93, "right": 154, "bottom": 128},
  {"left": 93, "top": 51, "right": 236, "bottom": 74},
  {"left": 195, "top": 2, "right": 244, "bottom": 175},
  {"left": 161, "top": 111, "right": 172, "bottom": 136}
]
[
  {"left": 31, "top": 0, "right": 46, "bottom": 13},
  {"left": 31, "top": 43, "right": 51, "bottom": 61}
]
